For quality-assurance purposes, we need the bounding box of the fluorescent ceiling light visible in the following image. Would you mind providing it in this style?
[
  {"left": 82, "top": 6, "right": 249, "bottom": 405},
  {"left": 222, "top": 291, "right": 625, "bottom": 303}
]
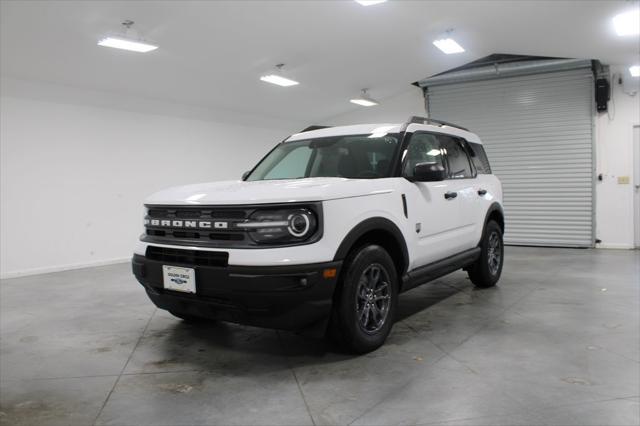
[
  {"left": 260, "top": 74, "right": 299, "bottom": 87},
  {"left": 98, "top": 36, "right": 158, "bottom": 53},
  {"left": 260, "top": 64, "right": 299, "bottom": 87},
  {"left": 355, "top": 0, "right": 387, "bottom": 5},
  {"left": 613, "top": 9, "right": 639, "bottom": 36},
  {"left": 351, "top": 89, "right": 378, "bottom": 107},
  {"left": 98, "top": 21, "right": 157, "bottom": 53},
  {"left": 98, "top": 19, "right": 158, "bottom": 53},
  {"left": 433, "top": 38, "right": 465, "bottom": 54},
  {"left": 630, "top": 65, "right": 640, "bottom": 77},
  {"left": 350, "top": 98, "right": 378, "bottom": 107}
]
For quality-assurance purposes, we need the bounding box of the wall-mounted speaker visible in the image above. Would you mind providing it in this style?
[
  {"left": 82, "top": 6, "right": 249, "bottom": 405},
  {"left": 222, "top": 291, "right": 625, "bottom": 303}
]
[{"left": 595, "top": 78, "right": 610, "bottom": 112}]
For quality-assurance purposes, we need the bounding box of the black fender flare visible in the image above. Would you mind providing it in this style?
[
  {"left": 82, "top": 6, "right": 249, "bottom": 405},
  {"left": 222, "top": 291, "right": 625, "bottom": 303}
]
[
  {"left": 333, "top": 217, "right": 409, "bottom": 275},
  {"left": 479, "top": 202, "right": 505, "bottom": 244}
]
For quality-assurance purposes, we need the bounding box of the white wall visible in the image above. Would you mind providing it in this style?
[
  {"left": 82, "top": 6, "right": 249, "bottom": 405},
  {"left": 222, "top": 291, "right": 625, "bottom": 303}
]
[
  {"left": 325, "top": 73, "right": 640, "bottom": 249},
  {"left": 2, "top": 69, "right": 636, "bottom": 279},
  {"left": 0, "top": 80, "right": 301, "bottom": 278},
  {"left": 595, "top": 66, "right": 640, "bottom": 249}
]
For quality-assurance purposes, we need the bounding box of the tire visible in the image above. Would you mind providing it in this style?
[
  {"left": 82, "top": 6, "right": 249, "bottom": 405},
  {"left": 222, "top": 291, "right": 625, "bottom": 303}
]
[
  {"left": 468, "top": 220, "right": 504, "bottom": 288},
  {"left": 328, "top": 244, "right": 399, "bottom": 354},
  {"left": 169, "top": 311, "right": 212, "bottom": 324}
]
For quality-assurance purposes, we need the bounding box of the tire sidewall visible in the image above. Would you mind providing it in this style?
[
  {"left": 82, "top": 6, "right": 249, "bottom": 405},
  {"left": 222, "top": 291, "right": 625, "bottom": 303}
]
[
  {"left": 479, "top": 221, "right": 504, "bottom": 285},
  {"left": 336, "top": 244, "right": 398, "bottom": 353}
]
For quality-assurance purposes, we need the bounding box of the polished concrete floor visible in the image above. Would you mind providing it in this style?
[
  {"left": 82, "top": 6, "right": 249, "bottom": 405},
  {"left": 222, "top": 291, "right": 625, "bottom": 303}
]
[{"left": 0, "top": 247, "right": 638, "bottom": 426}]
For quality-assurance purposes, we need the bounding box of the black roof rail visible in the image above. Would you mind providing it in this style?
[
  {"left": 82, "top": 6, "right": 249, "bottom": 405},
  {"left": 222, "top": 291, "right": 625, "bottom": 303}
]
[
  {"left": 406, "top": 116, "right": 469, "bottom": 132},
  {"left": 300, "top": 125, "right": 331, "bottom": 133}
]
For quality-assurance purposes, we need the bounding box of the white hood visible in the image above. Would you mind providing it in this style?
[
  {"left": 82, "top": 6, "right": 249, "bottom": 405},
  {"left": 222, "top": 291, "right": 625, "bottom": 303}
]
[{"left": 145, "top": 177, "right": 395, "bottom": 205}]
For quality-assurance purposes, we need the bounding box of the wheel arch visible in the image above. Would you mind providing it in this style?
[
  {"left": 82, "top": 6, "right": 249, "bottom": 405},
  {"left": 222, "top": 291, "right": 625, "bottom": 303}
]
[
  {"left": 482, "top": 202, "right": 505, "bottom": 239},
  {"left": 333, "top": 217, "right": 409, "bottom": 278}
]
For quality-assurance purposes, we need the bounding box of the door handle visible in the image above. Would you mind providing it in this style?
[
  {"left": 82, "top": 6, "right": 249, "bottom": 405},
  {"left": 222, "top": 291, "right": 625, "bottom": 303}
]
[
  {"left": 478, "top": 189, "right": 487, "bottom": 196},
  {"left": 444, "top": 191, "right": 458, "bottom": 200}
]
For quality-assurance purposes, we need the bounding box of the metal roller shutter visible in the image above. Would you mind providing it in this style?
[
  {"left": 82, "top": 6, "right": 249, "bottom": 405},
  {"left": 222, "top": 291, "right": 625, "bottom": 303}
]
[{"left": 427, "top": 68, "right": 594, "bottom": 247}]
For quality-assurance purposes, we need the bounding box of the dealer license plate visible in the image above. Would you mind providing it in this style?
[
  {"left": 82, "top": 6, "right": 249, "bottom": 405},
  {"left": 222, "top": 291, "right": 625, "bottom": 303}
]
[{"left": 162, "top": 265, "right": 196, "bottom": 293}]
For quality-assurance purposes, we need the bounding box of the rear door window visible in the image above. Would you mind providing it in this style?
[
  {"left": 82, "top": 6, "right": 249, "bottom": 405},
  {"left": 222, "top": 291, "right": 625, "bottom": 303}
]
[{"left": 438, "top": 135, "right": 473, "bottom": 179}]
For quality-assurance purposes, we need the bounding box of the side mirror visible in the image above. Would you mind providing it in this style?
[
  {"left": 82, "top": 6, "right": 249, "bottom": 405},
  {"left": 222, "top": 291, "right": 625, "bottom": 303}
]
[
  {"left": 241, "top": 171, "right": 251, "bottom": 180},
  {"left": 413, "top": 162, "right": 446, "bottom": 182}
]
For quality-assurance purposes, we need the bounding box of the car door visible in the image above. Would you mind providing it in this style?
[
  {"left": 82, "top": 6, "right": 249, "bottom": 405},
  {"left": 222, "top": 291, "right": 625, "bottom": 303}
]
[
  {"left": 402, "top": 132, "right": 468, "bottom": 268},
  {"left": 437, "top": 134, "right": 480, "bottom": 249}
]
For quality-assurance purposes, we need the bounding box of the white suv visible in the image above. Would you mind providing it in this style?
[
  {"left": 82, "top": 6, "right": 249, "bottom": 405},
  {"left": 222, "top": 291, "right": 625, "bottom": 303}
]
[{"left": 132, "top": 116, "right": 504, "bottom": 353}]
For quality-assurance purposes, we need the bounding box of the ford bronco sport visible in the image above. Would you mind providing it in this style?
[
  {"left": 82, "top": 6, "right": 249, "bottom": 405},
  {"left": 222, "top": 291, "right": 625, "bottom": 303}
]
[{"left": 132, "top": 116, "right": 504, "bottom": 353}]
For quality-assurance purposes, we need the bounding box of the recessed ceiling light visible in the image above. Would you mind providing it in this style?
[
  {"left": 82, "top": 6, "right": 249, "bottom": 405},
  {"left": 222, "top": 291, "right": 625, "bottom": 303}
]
[
  {"left": 355, "top": 0, "right": 387, "bottom": 5},
  {"left": 613, "top": 9, "right": 639, "bottom": 36},
  {"left": 630, "top": 65, "right": 640, "bottom": 77},
  {"left": 260, "top": 64, "right": 299, "bottom": 87},
  {"left": 433, "top": 38, "right": 465, "bottom": 54},
  {"left": 350, "top": 89, "right": 379, "bottom": 107},
  {"left": 98, "top": 20, "right": 158, "bottom": 53}
]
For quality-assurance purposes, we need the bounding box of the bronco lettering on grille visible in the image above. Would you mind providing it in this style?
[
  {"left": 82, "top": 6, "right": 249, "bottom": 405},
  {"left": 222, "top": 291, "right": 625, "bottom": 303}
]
[{"left": 144, "top": 219, "right": 228, "bottom": 229}]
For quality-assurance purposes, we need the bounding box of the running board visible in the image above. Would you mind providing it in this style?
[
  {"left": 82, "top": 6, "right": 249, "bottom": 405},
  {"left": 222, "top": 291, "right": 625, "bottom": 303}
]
[{"left": 401, "top": 247, "right": 481, "bottom": 293}]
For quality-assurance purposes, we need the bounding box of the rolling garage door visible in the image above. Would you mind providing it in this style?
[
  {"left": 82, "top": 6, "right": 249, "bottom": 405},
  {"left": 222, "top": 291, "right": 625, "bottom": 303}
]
[{"left": 424, "top": 66, "right": 594, "bottom": 247}]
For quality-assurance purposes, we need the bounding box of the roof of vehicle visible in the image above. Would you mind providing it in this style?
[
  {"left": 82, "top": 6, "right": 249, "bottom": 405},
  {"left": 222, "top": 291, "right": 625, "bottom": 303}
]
[{"left": 285, "top": 120, "right": 482, "bottom": 144}]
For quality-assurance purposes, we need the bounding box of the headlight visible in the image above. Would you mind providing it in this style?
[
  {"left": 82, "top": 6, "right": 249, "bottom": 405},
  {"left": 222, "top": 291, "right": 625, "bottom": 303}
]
[{"left": 237, "top": 208, "right": 318, "bottom": 244}]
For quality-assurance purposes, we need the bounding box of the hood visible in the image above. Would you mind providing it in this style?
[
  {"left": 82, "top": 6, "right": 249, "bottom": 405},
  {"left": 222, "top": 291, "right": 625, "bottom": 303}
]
[{"left": 145, "top": 177, "right": 395, "bottom": 205}]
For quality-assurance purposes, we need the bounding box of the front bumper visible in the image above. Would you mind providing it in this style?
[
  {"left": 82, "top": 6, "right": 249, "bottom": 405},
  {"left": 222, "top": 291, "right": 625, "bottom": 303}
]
[{"left": 132, "top": 254, "right": 342, "bottom": 332}]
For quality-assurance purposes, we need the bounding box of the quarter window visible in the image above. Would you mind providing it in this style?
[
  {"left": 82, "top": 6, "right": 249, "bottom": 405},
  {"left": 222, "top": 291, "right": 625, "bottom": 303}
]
[{"left": 468, "top": 142, "right": 492, "bottom": 174}]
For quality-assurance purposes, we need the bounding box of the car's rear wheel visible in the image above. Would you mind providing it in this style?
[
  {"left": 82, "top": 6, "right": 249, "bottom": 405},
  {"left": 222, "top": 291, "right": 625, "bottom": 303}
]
[
  {"left": 328, "top": 244, "right": 398, "bottom": 354},
  {"left": 468, "top": 220, "right": 504, "bottom": 288}
]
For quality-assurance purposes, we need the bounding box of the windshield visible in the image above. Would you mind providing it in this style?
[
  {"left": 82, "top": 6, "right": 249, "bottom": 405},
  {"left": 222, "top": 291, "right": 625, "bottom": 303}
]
[{"left": 246, "top": 133, "right": 400, "bottom": 181}]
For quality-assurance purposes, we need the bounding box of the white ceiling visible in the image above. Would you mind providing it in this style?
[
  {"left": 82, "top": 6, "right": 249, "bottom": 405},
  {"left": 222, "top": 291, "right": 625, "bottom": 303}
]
[{"left": 1, "top": 1, "right": 638, "bottom": 123}]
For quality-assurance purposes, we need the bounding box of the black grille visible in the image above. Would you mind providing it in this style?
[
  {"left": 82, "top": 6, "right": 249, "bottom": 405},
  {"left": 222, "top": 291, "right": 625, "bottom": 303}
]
[
  {"left": 145, "top": 206, "right": 248, "bottom": 246},
  {"left": 145, "top": 230, "right": 245, "bottom": 241},
  {"left": 176, "top": 209, "right": 203, "bottom": 218},
  {"left": 211, "top": 210, "right": 246, "bottom": 219},
  {"left": 147, "top": 207, "right": 247, "bottom": 219},
  {"left": 146, "top": 246, "right": 229, "bottom": 267}
]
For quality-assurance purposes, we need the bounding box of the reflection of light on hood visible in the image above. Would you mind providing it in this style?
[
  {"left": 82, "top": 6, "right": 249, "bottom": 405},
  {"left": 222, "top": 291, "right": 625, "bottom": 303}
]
[
  {"left": 368, "top": 125, "right": 396, "bottom": 138},
  {"left": 186, "top": 193, "right": 206, "bottom": 202}
]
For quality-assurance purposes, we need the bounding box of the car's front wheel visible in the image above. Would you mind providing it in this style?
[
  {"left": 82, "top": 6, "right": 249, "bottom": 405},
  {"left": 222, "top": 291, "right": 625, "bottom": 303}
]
[
  {"left": 328, "top": 244, "right": 398, "bottom": 354},
  {"left": 468, "top": 220, "right": 504, "bottom": 288}
]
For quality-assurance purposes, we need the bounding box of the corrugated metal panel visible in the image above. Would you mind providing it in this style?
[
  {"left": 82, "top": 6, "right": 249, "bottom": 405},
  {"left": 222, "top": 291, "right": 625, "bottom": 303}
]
[
  {"left": 427, "top": 69, "right": 594, "bottom": 247},
  {"left": 417, "top": 58, "right": 592, "bottom": 87}
]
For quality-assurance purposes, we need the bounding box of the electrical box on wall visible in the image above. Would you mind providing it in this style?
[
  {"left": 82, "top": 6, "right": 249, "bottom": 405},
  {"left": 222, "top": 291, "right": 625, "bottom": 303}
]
[{"left": 595, "top": 78, "right": 610, "bottom": 112}]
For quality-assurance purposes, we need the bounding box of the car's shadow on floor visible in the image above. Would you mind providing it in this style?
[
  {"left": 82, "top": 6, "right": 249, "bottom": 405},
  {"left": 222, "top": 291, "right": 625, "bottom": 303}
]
[
  {"left": 395, "top": 278, "right": 471, "bottom": 322},
  {"left": 147, "top": 277, "right": 470, "bottom": 370}
]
